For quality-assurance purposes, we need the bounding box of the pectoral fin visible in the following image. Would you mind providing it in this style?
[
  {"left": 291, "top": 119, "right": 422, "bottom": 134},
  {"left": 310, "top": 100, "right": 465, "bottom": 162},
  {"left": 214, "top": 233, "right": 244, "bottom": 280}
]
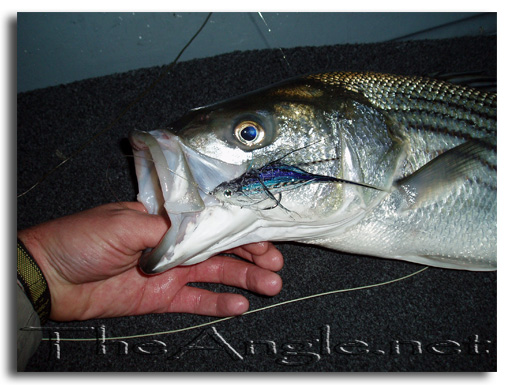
[{"left": 395, "top": 139, "right": 488, "bottom": 208}]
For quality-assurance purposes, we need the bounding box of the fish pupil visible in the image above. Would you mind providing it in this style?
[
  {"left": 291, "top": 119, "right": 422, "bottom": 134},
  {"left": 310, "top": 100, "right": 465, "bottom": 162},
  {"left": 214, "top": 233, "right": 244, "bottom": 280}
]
[
  {"left": 224, "top": 190, "right": 232, "bottom": 198},
  {"left": 241, "top": 125, "right": 258, "bottom": 141}
]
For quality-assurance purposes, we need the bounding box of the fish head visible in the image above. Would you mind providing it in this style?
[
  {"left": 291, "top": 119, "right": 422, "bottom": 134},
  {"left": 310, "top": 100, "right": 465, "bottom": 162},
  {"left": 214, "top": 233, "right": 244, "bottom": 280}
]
[{"left": 130, "top": 78, "right": 379, "bottom": 274}]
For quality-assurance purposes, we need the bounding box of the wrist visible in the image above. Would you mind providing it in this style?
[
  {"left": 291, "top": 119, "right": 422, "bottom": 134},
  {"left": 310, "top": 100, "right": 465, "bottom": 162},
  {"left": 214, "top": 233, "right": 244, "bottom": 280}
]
[{"left": 17, "top": 236, "right": 52, "bottom": 323}]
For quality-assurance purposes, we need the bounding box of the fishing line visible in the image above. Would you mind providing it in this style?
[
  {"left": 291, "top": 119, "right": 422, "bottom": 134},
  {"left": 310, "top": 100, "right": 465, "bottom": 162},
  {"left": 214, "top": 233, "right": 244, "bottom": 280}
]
[
  {"left": 386, "top": 13, "right": 492, "bottom": 42},
  {"left": 257, "top": 12, "right": 293, "bottom": 75},
  {"left": 43, "top": 266, "right": 429, "bottom": 342},
  {"left": 17, "top": 12, "right": 213, "bottom": 199}
]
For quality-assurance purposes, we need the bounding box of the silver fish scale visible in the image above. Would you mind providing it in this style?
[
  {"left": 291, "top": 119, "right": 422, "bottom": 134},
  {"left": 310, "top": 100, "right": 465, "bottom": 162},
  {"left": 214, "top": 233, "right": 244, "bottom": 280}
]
[
  {"left": 292, "top": 72, "right": 496, "bottom": 269},
  {"left": 305, "top": 173, "right": 496, "bottom": 269}
]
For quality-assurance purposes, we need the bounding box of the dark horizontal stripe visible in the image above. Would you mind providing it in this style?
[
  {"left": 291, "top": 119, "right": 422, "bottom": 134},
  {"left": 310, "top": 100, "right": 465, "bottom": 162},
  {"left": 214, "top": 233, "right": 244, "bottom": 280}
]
[
  {"left": 389, "top": 96, "right": 496, "bottom": 134},
  {"left": 392, "top": 107, "right": 496, "bottom": 141},
  {"left": 295, "top": 156, "right": 341, "bottom": 168},
  {"left": 323, "top": 71, "right": 497, "bottom": 132}
]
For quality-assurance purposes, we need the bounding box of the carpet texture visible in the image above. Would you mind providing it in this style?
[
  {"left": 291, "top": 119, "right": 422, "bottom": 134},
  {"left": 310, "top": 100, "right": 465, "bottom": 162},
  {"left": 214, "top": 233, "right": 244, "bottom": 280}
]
[{"left": 17, "top": 35, "right": 497, "bottom": 371}]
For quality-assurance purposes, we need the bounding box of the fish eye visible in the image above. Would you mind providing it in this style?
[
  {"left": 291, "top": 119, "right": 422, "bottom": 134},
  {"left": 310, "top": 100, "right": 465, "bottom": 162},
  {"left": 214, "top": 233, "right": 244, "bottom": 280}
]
[
  {"left": 234, "top": 121, "right": 265, "bottom": 146},
  {"left": 223, "top": 189, "right": 232, "bottom": 198}
]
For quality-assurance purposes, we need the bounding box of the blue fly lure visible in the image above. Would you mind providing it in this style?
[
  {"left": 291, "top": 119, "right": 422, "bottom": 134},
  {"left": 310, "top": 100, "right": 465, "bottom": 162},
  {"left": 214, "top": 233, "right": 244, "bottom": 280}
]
[{"left": 211, "top": 162, "right": 383, "bottom": 210}]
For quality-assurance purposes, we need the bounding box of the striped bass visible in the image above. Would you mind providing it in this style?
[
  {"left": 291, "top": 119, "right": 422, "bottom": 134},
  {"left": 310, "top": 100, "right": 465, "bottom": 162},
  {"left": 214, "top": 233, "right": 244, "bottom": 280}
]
[{"left": 129, "top": 71, "right": 496, "bottom": 274}]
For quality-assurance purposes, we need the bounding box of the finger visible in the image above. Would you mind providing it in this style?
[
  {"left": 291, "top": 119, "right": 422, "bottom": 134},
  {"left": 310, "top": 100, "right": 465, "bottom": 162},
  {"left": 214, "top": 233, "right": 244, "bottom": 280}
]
[
  {"left": 117, "top": 201, "right": 148, "bottom": 213},
  {"left": 111, "top": 205, "right": 170, "bottom": 251},
  {"left": 169, "top": 286, "right": 249, "bottom": 316},
  {"left": 229, "top": 242, "right": 284, "bottom": 272},
  {"left": 188, "top": 256, "right": 282, "bottom": 296},
  {"left": 239, "top": 241, "right": 270, "bottom": 256},
  {"left": 121, "top": 202, "right": 171, "bottom": 228},
  {"left": 134, "top": 213, "right": 170, "bottom": 249}
]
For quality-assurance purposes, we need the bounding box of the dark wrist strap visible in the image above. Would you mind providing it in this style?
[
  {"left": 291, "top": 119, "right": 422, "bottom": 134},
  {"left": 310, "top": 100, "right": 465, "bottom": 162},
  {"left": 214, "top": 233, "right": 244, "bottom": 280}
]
[{"left": 17, "top": 239, "right": 51, "bottom": 324}]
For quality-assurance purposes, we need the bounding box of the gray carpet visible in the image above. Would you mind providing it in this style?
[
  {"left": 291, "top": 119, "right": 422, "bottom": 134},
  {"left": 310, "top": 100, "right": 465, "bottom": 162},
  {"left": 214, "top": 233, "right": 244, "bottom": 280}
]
[{"left": 17, "top": 36, "right": 496, "bottom": 371}]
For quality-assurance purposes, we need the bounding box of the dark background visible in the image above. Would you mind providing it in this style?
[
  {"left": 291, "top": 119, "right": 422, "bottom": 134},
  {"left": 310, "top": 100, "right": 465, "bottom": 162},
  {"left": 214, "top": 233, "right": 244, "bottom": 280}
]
[{"left": 17, "top": 34, "right": 496, "bottom": 371}]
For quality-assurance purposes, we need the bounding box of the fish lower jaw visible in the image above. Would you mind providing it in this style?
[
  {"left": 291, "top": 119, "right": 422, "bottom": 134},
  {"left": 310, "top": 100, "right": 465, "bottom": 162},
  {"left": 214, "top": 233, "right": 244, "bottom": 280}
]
[
  {"left": 135, "top": 175, "right": 229, "bottom": 274},
  {"left": 139, "top": 205, "right": 260, "bottom": 274}
]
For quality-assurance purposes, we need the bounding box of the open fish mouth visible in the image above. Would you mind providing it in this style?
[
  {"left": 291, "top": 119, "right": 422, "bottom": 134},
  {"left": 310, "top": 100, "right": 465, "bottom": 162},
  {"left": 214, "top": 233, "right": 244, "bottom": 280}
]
[{"left": 129, "top": 129, "right": 249, "bottom": 274}]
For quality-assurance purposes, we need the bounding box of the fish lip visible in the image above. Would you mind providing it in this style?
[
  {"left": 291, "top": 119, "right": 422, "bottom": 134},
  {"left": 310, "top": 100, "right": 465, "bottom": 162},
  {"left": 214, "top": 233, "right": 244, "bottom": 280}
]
[{"left": 129, "top": 129, "right": 247, "bottom": 275}]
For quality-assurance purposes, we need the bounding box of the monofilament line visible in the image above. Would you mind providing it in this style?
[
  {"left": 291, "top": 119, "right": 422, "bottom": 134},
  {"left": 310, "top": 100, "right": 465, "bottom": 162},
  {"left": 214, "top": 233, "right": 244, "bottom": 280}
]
[
  {"left": 257, "top": 12, "right": 293, "bottom": 74},
  {"left": 44, "top": 266, "right": 429, "bottom": 342}
]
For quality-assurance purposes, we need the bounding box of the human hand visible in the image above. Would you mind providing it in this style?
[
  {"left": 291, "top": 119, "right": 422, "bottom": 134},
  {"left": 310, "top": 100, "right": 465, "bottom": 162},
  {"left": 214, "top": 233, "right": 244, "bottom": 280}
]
[{"left": 17, "top": 202, "right": 283, "bottom": 321}]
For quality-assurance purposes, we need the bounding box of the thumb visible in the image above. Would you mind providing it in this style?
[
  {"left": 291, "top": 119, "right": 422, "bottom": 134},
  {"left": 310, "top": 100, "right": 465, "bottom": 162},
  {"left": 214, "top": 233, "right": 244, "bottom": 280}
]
[{"left": 115, "top": 202, "right": 170, "bottom": 250}]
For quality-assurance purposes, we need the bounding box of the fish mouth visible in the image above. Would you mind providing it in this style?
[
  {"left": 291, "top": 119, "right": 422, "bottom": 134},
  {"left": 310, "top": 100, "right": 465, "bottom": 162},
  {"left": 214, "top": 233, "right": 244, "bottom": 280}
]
[{"left": 129, "top": 129, "right": 249, "bottom": 274}]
